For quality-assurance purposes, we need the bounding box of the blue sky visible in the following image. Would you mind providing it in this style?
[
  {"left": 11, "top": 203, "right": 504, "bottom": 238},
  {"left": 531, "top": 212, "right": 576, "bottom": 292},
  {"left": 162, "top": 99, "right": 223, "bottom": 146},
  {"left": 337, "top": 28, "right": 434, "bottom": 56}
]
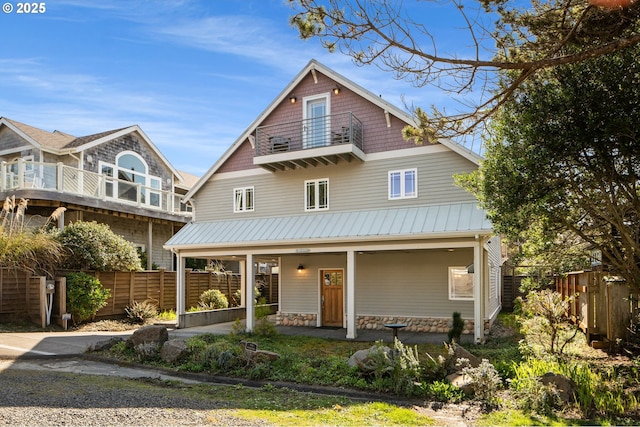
[{"left": 0, "top": 0, "right": 486, "bottom": 177}]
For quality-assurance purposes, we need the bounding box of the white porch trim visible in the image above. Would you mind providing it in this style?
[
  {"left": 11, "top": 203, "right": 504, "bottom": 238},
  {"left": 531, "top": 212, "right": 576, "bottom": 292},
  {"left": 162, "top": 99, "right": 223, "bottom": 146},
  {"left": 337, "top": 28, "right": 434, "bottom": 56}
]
[{"left": 346, "top": 249, "right": 356, "bottom": 339}]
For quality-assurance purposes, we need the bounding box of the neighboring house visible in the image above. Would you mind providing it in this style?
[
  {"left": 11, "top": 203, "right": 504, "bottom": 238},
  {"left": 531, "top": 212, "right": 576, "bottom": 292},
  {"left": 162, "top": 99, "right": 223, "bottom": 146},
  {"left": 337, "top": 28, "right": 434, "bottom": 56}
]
[
  {"left": 164, "top": 59, "right": 502, "bottom": 343},
  {"left": 0, "top": 117, "right": 194, "bottom": 270}
]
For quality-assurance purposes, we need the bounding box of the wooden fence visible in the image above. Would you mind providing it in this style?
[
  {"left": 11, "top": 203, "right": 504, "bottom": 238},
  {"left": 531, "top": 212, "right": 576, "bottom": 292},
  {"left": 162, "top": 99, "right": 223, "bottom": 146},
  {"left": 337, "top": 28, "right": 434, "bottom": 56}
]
[
  {"left": 0, "top": 268, "right": 279, "bottom": 325},
  {"left": 556, "top": 271, "right": 639, "bottom": 345}
]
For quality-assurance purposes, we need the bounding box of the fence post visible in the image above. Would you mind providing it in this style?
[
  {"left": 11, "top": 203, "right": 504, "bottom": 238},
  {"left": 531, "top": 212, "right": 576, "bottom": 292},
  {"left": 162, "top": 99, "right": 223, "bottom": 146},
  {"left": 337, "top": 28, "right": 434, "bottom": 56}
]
[
  {"left": 56, "top": 277, "right": 67, "bottom": 328},
  {"left": 159, "top": 268, "right": 165, "bottom": 310},
  {"left": 129, "top": 271, "right": 135, "bottom": 305},
  {"left": 185, "top": 268, "right": 193, "bottom": 310},
  {"left": 38, "top": 276, "right": 46, "bottom": 328}
]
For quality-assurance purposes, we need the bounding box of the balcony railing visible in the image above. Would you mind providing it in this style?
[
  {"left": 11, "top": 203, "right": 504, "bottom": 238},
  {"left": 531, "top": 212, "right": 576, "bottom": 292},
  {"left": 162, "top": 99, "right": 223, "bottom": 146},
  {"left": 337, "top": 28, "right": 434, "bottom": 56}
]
[
  {"left": 0, "top": 159, "right": 192, "bottom": 217},
  {"left": 255, "top": 111, "right": 363, "bottom": 157}
]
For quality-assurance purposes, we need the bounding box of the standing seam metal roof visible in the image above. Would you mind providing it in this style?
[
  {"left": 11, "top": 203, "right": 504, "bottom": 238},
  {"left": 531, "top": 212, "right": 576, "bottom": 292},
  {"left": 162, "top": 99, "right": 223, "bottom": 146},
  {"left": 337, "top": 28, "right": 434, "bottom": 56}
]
[{"left": 165, "top": 201, "right": 492, "bottom": 249}]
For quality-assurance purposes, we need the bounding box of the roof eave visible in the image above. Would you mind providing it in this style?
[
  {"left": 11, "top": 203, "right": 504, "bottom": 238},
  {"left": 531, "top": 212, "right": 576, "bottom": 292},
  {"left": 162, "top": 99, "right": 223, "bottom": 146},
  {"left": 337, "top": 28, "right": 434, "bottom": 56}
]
[{"left": 164, "top": 229, "right": 493, "bottom": 252}]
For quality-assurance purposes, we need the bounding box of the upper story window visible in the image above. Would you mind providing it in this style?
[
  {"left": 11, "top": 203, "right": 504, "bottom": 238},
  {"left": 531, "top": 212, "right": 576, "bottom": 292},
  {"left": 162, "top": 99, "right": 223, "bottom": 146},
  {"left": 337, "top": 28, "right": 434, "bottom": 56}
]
[
  {"left": 305, "top": 178, "right": 329, "bottom": 211},
  {"left": 234, "top": 186, "right": 254, "bottom": 212},
  {"left": 388, "top": 168, "right": 417, "bottom": 200},
  {"left": 100, "top": 151, "right": 162, "bottom": 207}
]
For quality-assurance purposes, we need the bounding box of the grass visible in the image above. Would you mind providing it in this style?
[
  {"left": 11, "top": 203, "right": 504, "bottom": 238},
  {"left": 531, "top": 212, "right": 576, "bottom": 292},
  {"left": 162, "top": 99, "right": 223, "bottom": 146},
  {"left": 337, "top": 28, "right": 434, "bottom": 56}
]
[{"left": 2, "top": 368, "right": 437, "bottom": 426}]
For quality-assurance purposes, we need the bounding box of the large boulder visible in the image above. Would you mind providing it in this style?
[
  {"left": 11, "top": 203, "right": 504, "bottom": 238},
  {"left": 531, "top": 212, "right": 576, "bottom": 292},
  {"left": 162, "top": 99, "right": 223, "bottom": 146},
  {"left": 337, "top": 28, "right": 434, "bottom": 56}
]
[
  {"left": 161, "top": 338, "right": 189, "bottom": 364},
  {"left": 126, "top": 325, "right": 169, "bottom": 358},
  {"left": 540, "top": 372, "right": 576, "bottom": 403},
  {"left": 446, "top": 343, "right": 482, "bottom": 374},
  {"left": 348, "top": 345, "right": 392, "bottom": 373},
  {"left": 87, "top": 336, "right": 124, "bottom": 352}
]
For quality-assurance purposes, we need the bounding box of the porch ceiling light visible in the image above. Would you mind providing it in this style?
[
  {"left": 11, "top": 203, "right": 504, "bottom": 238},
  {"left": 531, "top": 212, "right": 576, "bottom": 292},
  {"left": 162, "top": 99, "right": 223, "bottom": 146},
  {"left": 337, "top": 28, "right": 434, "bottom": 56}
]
[
  {"left": 289, "top": 95, "right": 297, "bottom": 103},
  {"left": 297, "top": 264, "right": 305, "bottom": 272},
  {"left": 333, "top": 86, "right": 340, "bottom": 95}
]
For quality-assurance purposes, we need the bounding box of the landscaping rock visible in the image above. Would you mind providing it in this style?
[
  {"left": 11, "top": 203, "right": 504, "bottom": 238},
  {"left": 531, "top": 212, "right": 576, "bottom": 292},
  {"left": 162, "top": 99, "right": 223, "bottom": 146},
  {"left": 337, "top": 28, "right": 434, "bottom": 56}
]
[
  {"left": 446, "top": 343, "right": 482, "bottom": 374},
  {"left": 445, "top": 372, "right": 474, "bottom": 395},
  {"left": 87, "top": 337, "right": 123, "bottom": 352},
  {"left": 540, "top": 372, "right": 576, "bottom": 403},
  {"left": 126, "top": 325, "right": 169, "bottom": 349},
  {"left": 160, "top": 338, "right": 189, "bottom": 364},
  {"left": 348, "top": 345, "right": 392, "bottom": 373}
]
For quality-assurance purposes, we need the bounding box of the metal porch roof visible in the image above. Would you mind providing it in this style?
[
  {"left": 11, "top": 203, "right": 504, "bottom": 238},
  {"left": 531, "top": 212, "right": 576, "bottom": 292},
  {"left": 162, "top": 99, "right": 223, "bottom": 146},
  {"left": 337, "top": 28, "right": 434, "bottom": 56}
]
[{"left": 164, "top": 201, "right": 492, "bottom": 249}]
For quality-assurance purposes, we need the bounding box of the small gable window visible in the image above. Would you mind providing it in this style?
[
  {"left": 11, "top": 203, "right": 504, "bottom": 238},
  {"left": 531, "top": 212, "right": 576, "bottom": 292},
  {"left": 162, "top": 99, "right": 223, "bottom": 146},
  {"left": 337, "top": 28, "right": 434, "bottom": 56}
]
[
  {"left": 388, "top": 168, "right": 417, "bottom": 200},
  {"left": 305, "top": 178, "right": 328, "bottom": 211},
  {"left": 234, "top": 187, "right": 254, "bottom": 212}
]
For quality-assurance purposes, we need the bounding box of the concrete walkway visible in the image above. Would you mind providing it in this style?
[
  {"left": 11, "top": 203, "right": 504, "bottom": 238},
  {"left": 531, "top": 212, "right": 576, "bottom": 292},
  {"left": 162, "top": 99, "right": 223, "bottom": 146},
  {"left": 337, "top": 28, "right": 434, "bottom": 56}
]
[{"left": 0, "top": 320, "right": 468, "bottom": 359}]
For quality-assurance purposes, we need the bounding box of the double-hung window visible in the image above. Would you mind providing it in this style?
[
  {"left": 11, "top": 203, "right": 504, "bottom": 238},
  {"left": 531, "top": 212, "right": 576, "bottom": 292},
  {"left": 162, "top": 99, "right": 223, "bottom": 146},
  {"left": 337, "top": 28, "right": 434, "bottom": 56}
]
[
  {"left": 305, "top": 178, "right": 328, "bottom": 211},
  {"left": 234, "top": 186, "right": 254, "bottom": 212},
  {"left": 388, "top": 168, "right": 417, "bottom": 200}
]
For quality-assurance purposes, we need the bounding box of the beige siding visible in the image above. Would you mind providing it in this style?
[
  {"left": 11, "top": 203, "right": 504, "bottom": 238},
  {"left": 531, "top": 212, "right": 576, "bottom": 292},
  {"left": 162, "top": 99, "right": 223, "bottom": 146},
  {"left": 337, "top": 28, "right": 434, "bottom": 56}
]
[
  {"left": 194, "top": 148, "right": 477, "bottom": 222},
  {"left": 279, "top": 254, "right": 347, "bottom": 314},
  {"left": 486, "top": 235, "right": 502, "bottom": 319},
  {"left": 356, "top": 249, "right": 474, "bottom": 319}
]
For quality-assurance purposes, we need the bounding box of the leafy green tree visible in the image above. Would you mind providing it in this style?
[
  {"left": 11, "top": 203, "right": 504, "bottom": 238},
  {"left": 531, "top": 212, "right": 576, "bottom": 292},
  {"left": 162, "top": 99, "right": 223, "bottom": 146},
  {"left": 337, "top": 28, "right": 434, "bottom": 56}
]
[
  {"left": 462, "top": 43, "right": 640, "bottom": 291},
  {"left": 0, "top": 196, "right": 63, "bottom": 277},
  {"left": 56, "top": 221, "right": 142, "bottom": 271},
  {"left": 290, "top": 0, "right": 640, "bottom": 137}
]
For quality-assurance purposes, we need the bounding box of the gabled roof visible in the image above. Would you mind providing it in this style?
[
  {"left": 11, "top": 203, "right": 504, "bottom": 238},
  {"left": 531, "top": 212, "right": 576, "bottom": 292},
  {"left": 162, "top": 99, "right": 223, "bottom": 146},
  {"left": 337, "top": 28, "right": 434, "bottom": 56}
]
[
  {"left": 0, "top": 117, "right": 183, "bottom": 181},
  {"left": 184, "top": 59, "right": 482, "bottom": 202},
  {"left": 0, "top": 117, "right": 75, "bottom": 149},
  {"left": 164, "top": 201, "right": 492, "bottom": 250}
]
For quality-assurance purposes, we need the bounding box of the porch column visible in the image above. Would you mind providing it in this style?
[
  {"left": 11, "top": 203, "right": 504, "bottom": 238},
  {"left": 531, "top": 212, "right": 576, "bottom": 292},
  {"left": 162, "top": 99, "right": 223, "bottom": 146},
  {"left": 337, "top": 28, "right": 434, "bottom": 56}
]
[
  {"left": 346, "top": 250, "right": 357, "bottom": 339},
  {"left": 175, "top": 253, "right": 185, "bottom": 327},
  {"left": 245, "top": 254, "right": 255, "bottom": 332},
  {"left": 473, "top": 236, "right": 484, "bottom": 343}
]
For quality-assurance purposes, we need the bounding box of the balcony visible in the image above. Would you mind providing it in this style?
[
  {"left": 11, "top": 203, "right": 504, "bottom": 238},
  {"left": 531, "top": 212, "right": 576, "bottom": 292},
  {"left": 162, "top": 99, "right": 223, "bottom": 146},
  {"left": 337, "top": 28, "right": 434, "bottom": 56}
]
[
  {"left": 254, "top": 112, "right": 365, "bottom": 171},
  {"left": 0, "top": 159, "right": 192, "bottom": 218}
]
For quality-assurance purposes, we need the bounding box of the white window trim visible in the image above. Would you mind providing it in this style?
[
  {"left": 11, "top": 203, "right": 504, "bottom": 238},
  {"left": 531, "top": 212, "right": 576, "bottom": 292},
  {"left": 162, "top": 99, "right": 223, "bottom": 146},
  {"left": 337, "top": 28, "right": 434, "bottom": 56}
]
[
  {"left": 233, "top": 186, "right": 255, "bottom": 213},
  {"left": 448, "top": 266, "right": 474, "bottom": 301},
  {"left": 304, "top": 178, "right": 329, "bottom": 211},
  {"left": 388, "top": 168, "right": 418, "bottom": 200},
  {"left": 302, "top": 93, "right": 331, "bottom": 149},
  {"left": 99, "top": 151, "right": 162, "bottom": 207}
]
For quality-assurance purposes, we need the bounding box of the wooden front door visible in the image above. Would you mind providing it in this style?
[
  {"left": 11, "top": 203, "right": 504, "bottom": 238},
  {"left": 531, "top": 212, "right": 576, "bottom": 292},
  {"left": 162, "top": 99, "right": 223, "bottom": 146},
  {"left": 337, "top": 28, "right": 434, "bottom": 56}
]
[{"left": 321, "top": 269, "right": 343, "bottom": 327}]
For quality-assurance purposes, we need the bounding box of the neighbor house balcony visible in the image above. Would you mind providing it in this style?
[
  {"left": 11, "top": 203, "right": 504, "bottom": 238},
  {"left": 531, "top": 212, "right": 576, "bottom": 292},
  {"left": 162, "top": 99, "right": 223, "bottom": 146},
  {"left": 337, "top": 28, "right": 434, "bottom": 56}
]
[
  {"left": 0, "top": 159, "right": 192, "bottom": 219},
  {"left": 254, "top": 112, "right": 365, "bottom": 171}
]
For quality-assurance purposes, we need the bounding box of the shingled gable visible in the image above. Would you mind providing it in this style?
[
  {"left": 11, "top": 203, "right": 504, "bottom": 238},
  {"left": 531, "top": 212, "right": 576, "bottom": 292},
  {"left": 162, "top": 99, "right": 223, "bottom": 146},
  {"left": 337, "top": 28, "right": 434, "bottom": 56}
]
[
  {"left": 0, "top": 117, "right": 183, "bottom": 182},
  {"left": 182, "top": 59, "right": 482, "bottom": 202}
]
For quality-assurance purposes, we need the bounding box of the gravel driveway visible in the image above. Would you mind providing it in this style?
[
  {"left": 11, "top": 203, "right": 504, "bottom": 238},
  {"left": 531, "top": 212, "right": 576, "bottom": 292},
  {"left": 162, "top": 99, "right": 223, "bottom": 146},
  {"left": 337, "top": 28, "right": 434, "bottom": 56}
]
[{"left": 0, "top": 366, "right": 268, "bottom": 426}]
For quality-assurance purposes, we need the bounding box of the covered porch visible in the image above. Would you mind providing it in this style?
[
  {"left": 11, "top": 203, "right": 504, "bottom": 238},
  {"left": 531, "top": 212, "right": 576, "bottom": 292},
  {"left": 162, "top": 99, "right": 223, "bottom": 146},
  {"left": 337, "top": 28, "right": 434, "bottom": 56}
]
[{"left": 164, "top": 203, "right": 498, "bottom": 343}]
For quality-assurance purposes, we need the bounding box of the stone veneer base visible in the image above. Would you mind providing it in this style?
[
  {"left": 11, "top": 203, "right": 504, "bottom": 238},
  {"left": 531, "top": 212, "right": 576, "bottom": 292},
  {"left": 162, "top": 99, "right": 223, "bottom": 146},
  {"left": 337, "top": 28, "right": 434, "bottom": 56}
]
[{"left": 275, "top": 313, "right": 488, "bottom": 335}]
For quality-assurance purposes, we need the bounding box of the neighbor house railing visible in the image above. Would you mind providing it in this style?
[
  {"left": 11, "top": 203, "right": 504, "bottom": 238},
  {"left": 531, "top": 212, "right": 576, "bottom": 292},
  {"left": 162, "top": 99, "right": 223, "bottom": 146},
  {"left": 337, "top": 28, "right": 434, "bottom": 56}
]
[
  {"left": 0, "top": 159, "right": 192, "bottom": 216},
  {"left": 255, "top": 111, "right": 363, "bottom": 157}
]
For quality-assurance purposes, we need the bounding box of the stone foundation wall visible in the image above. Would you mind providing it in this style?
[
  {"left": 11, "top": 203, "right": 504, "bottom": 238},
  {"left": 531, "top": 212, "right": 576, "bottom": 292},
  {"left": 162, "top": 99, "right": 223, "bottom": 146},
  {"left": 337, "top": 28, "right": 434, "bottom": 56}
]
[
  {"left": 357, "top": 315, "right": 475, "bottom": 335},
  {"left": 276, "top": 312, "right": 478, "bottom": 335},
  {"left": 276, "top": 312, "right": 317, "bottom": 327}
]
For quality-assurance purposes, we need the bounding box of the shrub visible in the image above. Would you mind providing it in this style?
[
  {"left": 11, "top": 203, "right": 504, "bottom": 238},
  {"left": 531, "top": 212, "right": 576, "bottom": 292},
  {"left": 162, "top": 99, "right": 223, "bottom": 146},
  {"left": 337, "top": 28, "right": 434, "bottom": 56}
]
[
  {"left": 198, "top": 289, "right": 229, "bottom": 310},
  {"left": 519, "top": 289, "right": 580, "bottom": 356},
  {"left": 125, "top": 300, "right": 158, "bottom": 324},
  {"left": 422, "top": 380, "right": 464, "bottom": 403},
  {"left": 458, "top": 358, "right": 502, "bottom": 409},
  {"left": 66, "top": 272, "right": 110, "bottom": 324},
  {"left": 447, "top": 312, "right": 464, "bottom": 343},
  {"left": 56, "top": 221, "right": 142, "bottom": 271}
]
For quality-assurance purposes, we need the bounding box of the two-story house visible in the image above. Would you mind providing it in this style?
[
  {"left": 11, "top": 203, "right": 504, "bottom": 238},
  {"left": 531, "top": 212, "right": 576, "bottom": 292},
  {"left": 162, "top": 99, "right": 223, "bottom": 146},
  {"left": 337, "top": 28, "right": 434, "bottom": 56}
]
[
  {"left": 0, "top": 117, "right": 194, "bottom": 270},
  {"left": 165, "top": 60, "right": 501, "bottom": 343}
]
